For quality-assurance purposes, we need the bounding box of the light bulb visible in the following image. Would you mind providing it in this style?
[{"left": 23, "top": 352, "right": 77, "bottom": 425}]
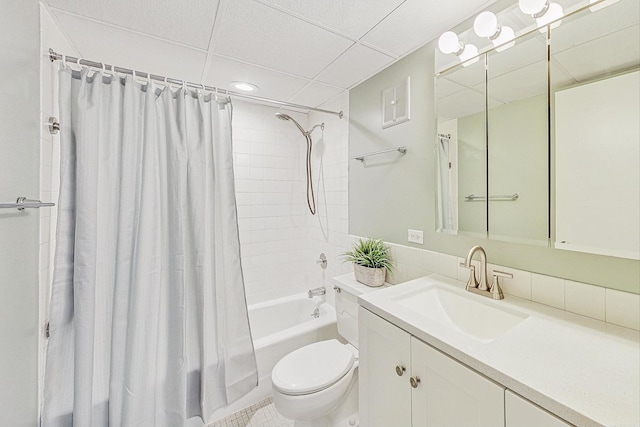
[
  {"left": 536, "top": 2, "right": 563, "bottom": 32},
  {"left": 459, "top": 44, "right": 479, "bottom": 66},
  {"left": 474, "top": 11, "right": 500, "bottom": 38},
  {"left": 589, "top": 0, "right": 620, "bottom": 12},
  {"left": 519, "top": 0, "right": 548, "bottom": 15},
  {"left": 493, "top": 26, "right": 516, "bottom": 52},
  {"left": 438, "top": 31, "right": 463, "bottom": 55}
]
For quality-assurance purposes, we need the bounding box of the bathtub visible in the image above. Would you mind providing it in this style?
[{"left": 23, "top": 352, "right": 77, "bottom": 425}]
[{"left": 209, "top": 292, "right": 338, "bottom": 422}]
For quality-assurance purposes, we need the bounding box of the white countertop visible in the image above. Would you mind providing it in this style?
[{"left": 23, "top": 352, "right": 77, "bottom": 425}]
[{"left": 358, "top": 274, "right": 640, "bottom": 427}]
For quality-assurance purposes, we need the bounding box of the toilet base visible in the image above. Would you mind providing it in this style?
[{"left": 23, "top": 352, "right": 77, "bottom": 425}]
[{"left": 289, "top": 373, "right": 359, "bottom": 427}]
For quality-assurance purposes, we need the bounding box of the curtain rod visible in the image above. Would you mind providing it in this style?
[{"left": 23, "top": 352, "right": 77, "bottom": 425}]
[{"left": 49, "top": 49, "right": 343, "bottom": 119}]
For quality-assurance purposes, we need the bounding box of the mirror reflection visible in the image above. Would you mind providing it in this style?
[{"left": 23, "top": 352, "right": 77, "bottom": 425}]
[
  {"left": 436, "top": 58, "right": 487, "bottom": 238},
  {"left": 551, "top": 0, "right": 640, "bottom": 259},
  {"left": 487, "top": 31, "right": 548, "bottom": 245}
]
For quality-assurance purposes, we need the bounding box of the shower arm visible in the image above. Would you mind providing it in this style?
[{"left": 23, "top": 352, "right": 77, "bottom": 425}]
[{"left": 307, "top": 123, "right": 325, "bottom": 135}]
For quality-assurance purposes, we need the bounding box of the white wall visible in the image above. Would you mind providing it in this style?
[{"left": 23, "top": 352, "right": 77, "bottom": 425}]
[
  {"left": 233, "top": 94, "right": 350, "bottom": 305},
  {"left": 0, "top": 0, "right": 41, "bottom": 425},
  {"left": 307, "top": 93, "right": 351, "bottom": 307},
  {"left": 232, "top": 101, "right": 316, "bottom": 304},
  {"left": 38, "top": 3, "right": 79, "bottom": 411}
]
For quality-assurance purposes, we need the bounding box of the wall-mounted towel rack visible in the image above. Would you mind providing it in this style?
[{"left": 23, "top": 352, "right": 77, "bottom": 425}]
[
  {"left": 465, "top": 193, "right": 519, "bottom": 201},
  {"left": 353, "top": 146, "right": 407, "bottom": 162},
  {"left": 0, "top": 197, "right": 56, "bottom": 211}
]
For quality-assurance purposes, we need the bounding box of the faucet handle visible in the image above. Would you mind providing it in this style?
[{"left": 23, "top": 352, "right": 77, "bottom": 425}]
[
  {"left": 460, "top": 263, "right": 478, "bottom": 290},
  {"left": 490, "top": 270, "right": 512, "bottom": 300}
]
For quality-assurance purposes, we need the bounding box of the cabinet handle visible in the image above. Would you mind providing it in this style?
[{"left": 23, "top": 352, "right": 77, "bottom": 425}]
[
  {"left": 410, "top": 376, "right": 421, "bottom": 388},
  {"left": 395, "top": 365, "right": 406, "bottom": 376}
]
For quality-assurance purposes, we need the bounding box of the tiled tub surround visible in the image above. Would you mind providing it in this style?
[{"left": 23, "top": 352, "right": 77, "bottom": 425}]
[
  {"left": 350, "top": 237, "right": 640, "bottom": 331},
  {"left": 359, "top": 274, "right": 640, "bottom": 426}
]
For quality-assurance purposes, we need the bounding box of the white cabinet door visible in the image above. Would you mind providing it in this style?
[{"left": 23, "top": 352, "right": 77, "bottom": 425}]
[
  {"left": 359, "top": 307, "right": 412, "bottom": 427},
  {"left": 506, "top": 391, "right": 572, "bottom": 427},
  {"left": 411, "top": 337, "right": 505, "bottom": 427}
]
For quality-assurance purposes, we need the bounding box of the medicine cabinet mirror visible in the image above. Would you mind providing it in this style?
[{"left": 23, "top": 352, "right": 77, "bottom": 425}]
[{"left": 435, "top": 0, "right": 639, "bottom": 260}]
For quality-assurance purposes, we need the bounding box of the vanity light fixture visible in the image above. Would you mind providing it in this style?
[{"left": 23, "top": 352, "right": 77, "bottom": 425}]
[
  {"left": 231, "top": 81, "right": 259, "bottom": 92},
  {"left": 518, "top": 0, "right": 564, "bottom": 32},
  {"left": 437, "top": 31, "right": 479, "bottom": 67},
  {"left": 589, "top": 0, "right": 620, "bottom": 12},
  {"left": 473, "top": 11, "right": 516, "bottom": 52}
]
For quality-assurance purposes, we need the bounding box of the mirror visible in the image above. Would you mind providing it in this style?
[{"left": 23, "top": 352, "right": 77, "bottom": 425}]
[
  {"left": 435, "top": 0, "right": 640, "bottom": 259},
  {"left": 487, "top": 30, "right": 548, "bottom": 245},
  {"left": 436, "top": 57, "right": 487, "bottom": 238},
  {"left": 551, "top": 0, "right": 640, "bottom": 259}
]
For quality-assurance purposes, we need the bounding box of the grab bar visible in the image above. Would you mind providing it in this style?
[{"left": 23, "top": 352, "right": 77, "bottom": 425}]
[
  {"left": 464, "top": 193, "right": 519, "bottom": 201},
  {"left": 0, "top": 197, "right": 56, "bottom": 211},
  {"left": 353, "top": 146, "right": 407, "bottom": 162}
]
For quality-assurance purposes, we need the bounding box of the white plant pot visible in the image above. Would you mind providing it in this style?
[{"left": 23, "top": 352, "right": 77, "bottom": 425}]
[{"left": 353, "top": 264, "right": 386, "bottom": 287}]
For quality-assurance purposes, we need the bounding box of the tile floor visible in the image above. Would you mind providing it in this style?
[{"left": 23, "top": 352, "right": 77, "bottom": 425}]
[{"left": 210, "top": 398, "right": 293, "bottom": 427}]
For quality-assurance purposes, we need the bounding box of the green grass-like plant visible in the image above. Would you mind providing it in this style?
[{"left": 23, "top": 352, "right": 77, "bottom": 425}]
[{"left": 342, "top": 238, "right": 393, "bottom": 272}]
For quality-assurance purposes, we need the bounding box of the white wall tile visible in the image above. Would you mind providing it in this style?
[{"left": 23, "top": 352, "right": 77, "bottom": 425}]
[
  {"left": 438, "top": 253, "right": 459, "bottom": 279},
  {"left": 565, "top": 280, "right": 606, "bottom": 321},
  {"left": 421, "top": 250, "right": 440, "bottom": 274},
  {"left": 606, "top": 289, "right": 640, "bottom": 331},
  {"left": 489, "top": 264, "right": 532, "bottom": 300},
  {"left": 532, "top": 273, "right": 565, "bottom": 309}
]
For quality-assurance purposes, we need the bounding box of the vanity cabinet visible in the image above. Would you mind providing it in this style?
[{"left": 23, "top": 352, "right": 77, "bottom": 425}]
[
  {"left": 505, "top": 391, "right": 571, "bottom": 427},
  {"left": 411, "top": 336, "right": 504, "bottom": 426},
  {"left": 358, "top": 306, "right": 412, "bottom": 427},
  {"left": 359, "top": 307, "right": 505, "bottom": 427}
]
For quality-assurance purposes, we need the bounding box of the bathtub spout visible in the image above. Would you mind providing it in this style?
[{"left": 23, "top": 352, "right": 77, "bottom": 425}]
[{"left": 308, "top": 287, "right": 326, "bottom": 298}]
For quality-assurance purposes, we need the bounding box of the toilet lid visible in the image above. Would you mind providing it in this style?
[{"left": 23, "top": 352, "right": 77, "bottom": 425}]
[{"left": 271, "top": 339, "right": 355, "bottom": 395}]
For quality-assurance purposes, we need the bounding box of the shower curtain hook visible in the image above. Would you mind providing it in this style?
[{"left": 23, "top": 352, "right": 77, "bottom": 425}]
[
  {"left": 76, "top": 57, "right": 83, "bottom": 69},
  {"left": 62, "top": 54, "right": 67, "bottom": 68},
  {"left": 147, "top": 72, "right": 152, "bottom": 85},
  {"left": 132, "top": 70, "right": 136, "bottom": 83}
]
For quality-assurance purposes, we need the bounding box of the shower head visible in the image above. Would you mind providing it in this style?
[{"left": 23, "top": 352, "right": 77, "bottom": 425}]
[{"left": 274, "top": 112, "right": 307, "bottom": 136}]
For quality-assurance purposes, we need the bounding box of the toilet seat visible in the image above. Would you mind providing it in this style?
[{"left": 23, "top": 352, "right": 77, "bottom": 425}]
[{"left": 272, "top": 339, "right": 355, "bottom": 396}]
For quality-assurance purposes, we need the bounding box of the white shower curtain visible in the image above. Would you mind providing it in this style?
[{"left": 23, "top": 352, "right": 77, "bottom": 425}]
[
  {"left": 42, "top": 66, "right": 257, "bottom": 427},
  {"left": 437, "top": 136, "right": 453, "bottom": 231}
]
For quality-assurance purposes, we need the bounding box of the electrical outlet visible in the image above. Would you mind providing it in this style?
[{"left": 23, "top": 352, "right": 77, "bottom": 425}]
[{"left": 408, "top": 229, "right": 424, "bottom": 244}]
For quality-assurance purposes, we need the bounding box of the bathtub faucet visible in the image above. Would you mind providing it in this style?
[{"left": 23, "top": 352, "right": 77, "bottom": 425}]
[{"left": 308, "top": 287, "right": 326, "bottom": 298}]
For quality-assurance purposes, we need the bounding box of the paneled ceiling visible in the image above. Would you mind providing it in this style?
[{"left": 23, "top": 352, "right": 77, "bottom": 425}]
[{"left": 44, "top": 0, "right": 495, "bottom": 110}]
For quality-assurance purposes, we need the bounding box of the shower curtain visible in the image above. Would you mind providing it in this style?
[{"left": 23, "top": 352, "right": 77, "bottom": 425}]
[
  {"left": 42, "top": 66, "right": 257, "bottom": 427},
  {"left": 437, "top": 136, "right": 453, "bottom": 231}
]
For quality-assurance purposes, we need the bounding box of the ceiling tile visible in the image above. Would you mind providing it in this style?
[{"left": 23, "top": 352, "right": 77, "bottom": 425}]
[
  {"left": 210, "top": 0, "right": 353, "bottom": 79},
  {"left": 363, "top": 0, "right": 494, "bottom": 56},
  {"left": 289, "top": 82, "right": 344, "bottom": 109},
  {"left": 552, "top": 25, "right": 640, "bottom": 83},
  {"left": 47, "top": 0, "right": 218, "bottom": 49},
  {"left": 257, "top": 0, "right": 405, "bottom": 39},
  {"left": 53, "top": 11, "right": 207, "bottom": 82},
  {"left": 316, "top": 44, "right": 394, "bottom": 89},
  {"left": 487, "top": 59, "right": 547, "bottom": 104},
  {"left": 202, "top": 55, "right": 310, "bottom": 101}
]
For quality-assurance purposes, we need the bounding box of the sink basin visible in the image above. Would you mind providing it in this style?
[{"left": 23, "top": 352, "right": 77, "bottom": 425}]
[{"left": 392, "top": 285, "right": 528, "bottom": 343}]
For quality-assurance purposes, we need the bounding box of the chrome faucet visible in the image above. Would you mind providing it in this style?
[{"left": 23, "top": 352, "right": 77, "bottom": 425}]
[
  {"left": 460, "top": 246, "right": 512, "bottom": 300},
  {"left": 308, "top": 287, "right": 326, "bottom": 298}
]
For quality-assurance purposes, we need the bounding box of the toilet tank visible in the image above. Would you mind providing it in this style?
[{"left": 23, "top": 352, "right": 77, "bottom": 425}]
[{"left": 332, "top": 273, "right": 388, "bottom": 349}]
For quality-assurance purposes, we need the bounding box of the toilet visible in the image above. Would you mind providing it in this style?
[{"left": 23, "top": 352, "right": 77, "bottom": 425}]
[{"left": 271, "top": 274, "right": 383, "bottom": 427}]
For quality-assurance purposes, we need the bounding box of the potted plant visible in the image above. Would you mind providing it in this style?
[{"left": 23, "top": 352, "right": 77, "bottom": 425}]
[{"left": 342, "top": 238, "right": 393, "bottom": 287}]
